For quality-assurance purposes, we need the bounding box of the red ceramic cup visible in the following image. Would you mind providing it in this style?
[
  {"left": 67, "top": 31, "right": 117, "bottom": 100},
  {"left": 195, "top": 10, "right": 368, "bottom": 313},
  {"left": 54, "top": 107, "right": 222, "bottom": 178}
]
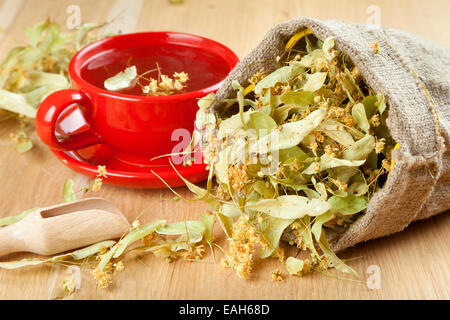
[{"left": 35, "top": 32, "right": 239, "bottom": 163}]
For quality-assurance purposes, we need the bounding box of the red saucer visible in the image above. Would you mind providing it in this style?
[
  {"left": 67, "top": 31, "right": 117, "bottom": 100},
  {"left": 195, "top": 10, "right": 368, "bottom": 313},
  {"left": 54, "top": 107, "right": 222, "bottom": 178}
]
[{"left": 51, "top": 144, "right": 209, "bottom": 189}]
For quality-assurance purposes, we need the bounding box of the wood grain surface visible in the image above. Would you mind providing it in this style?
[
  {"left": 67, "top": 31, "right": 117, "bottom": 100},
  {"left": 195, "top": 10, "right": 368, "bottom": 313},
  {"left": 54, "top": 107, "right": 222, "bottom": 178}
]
[{"left": 0, "top": 0, "right": 449, "bottom": 300}]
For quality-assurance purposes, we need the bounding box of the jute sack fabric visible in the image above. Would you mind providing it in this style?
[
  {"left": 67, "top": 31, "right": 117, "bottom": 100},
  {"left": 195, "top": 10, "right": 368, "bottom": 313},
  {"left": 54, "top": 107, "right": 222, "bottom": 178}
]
[{"left": 212, "top": 18, "right": 450, "bottom": 252}]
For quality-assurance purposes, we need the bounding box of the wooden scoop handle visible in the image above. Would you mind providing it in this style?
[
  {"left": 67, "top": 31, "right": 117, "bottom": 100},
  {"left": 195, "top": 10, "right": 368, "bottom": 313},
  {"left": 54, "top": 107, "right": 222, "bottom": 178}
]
[{"left": 0, "top": 223, "right": 29, "bottom": 257}]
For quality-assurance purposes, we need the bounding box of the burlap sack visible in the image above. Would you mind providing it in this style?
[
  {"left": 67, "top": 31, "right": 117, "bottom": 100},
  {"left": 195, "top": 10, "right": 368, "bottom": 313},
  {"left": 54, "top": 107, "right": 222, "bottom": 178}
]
[{"left": 213, "top": 18, "right": 450, "bottom": 252}]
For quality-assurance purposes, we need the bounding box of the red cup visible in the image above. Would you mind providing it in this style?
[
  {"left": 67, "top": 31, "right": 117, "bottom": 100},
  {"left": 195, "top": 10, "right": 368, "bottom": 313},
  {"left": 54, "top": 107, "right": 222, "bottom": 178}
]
[{"left": 35, "top": 32, "right": 239, "bottom": 163}]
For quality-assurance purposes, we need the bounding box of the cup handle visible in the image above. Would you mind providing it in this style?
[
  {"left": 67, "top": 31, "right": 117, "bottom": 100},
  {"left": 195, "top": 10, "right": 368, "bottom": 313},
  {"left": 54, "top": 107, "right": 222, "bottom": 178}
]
[{"left": 35, "top": 89, "right": 102, "bottom": 151}]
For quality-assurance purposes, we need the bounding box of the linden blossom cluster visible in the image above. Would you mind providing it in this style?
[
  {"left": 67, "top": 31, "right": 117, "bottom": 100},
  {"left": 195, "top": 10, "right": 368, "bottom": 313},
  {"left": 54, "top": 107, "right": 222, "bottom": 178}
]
[
  {"left": 142, "top": 71, "right": 189, "bottom": 96},
  {"left": 0, "top": 19, "right": 106, "bottom": 152},
  {"left": 193, "top": 34, "right": 394, "bottom": 279},
  {"left": 104, "top": 64, "right": 189, "bottom": 96}
]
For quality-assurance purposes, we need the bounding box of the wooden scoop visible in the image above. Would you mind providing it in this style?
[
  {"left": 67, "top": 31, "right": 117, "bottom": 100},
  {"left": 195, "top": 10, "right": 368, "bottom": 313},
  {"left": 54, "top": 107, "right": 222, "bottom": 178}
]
[{"left": 0, "top": 198, "right": 130, "bottom": 257}]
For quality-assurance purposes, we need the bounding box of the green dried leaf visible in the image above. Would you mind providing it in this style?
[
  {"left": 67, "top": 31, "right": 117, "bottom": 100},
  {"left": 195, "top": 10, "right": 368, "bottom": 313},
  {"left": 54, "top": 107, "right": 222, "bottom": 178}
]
[
  {"left": 76, "top": 23, "right": 100, "bottom": 50},
  {"left": 168, "top": 160, "right": 218, "bottom": 206},
  {"left": 70, "top": 240, "right": 116, "bottom": 260},
  {"left": 38, "top": 21, "right": 61, "bottom": 52},
  {"left": 322, "top": 37, "right": 336, "bottom": 61},
  {"left": 201, "top": 214, "right": 215, "bottom": 244},
  {"left": 245, "top": 195, "right": 330, "bottom": 219},
  {"left": 342, "top": 134, "right": 375, "bottom": 161},
  {"left": 53, "top": 240, "right": 116, "bottom": 261},
  {"left": 25, "top": 19, "right": 51, "bottom": 47},
  {"left": 259, "top": 217, "right": 293, "bottom": 258},
  {"left": 328, "top": 195, "right": 368, "bottom": 215},
  {"left": 15, "top": 140, "right": 33, "bottom": 153},
  {"left": 104, "top": 66, "right": 137, "bottom": 91},
  {"left": 171, "top": 232, "right": 204, "bottom": 252},
  {"left": 286, "top": 256, "right": 305, "bottom": 275},
  {"left": 198, "top": 93, "right": 216, "bottom": 110},
  {"left": 0, "top": 259, "right": 46, "bottom": 270},
  {"left": 319, "top": 119, "right": 355, "bottom": 147},
  {"left": 221, "top": 202, "right": 242, "bottom": 218},
  {"left": 332, "top": 166, "right": 359, "bottom": 184},
  {"left": 316, "top": 231, "right": 360, "bottom": 279},
  {"left": 216, "top": 213, "right": 234, "bottom": 238},
  {"left": 62, "top": 179, "right": 77, "bottom": 202},
  {"left": 254, "top": 64, "right": 304, "bottom": 94},
  {"left": 280, "top": 91, "right": 315, "bottom": 106},
  {"left": 296, "top": 216, "right": 320, "bottom": 260},
  {"left": 27, "top": 71, "right": 69, "bottom": 89},
  {"left": 303, "top": 154, "right": 365, "bottom": 174},
  {"left": 272, "top": 104, "right": 307, "bottom": 124},
  {"left": 98, "top": 245, "right": 119, "bottom": 271},
  {"left": 112, "top": 220, "right": 166, "bottom": 259},
  {"left": 311, "top": 211, "right": 334, "bottom": 243},
  {"left": 313, "top": 181, "right": 328, "bottom": 200},
  {"left": 0, "top": 90, "right": 37, "bottom": 118},
  {"left": 352, "top": 103, "right": 370, "bottom": 133},
  {"left": 249, "top": 109, "right": 326, "bottom": 154},
  {"left": 361, "top": 95, "right": 378, "bottom": 119},
  {"left": 195, "top": 108, "right": 216, "bottom": 130},
  {"left": 0, "top": 240, "right": 116, "bottom": 270},
  {"left": 347, "top": 181, "right": 369, "bottom": 196},
  {"left": 217, "top": 110, "right": 253, "bottom": 139},
  {"left": 156, "top": 220, "right": 205, "bottom": 237},
  {"left": 0, "top": 208, "right": 35, "bottom": 227},
  {"left": 0, "top": 19, "right": 106, "bottom": 121},
  {"left": 252, "top": 180, "right": 274, "bottom": 199},
  {"left": 302, "top": 72, "right": 327, "bottom": 92},
  {"left": 376, "top": 94, "right": 387, "bottom": 115},
  {"left": 249, "top": 112, "right": 277, "bottom": 134}
]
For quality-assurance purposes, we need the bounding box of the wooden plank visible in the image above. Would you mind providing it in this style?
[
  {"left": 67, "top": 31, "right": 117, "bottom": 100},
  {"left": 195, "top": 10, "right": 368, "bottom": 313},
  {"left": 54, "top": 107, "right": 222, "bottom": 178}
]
[{"left": 0, "top": 0, "right": 449, "bottom": 300}]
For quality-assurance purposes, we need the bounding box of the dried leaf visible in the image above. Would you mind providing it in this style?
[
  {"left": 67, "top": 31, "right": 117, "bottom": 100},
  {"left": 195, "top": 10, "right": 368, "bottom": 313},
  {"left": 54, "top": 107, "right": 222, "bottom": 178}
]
[
  {"left": 112, "top": 220, "right": 166, "bottom": 259},
  {"left": 322, "top": 37, "right": 336, "bottom": 61},
  {"left": 254, "top": 64, "right": 304, "bottom": 94},
  {"left": 245, "top": 195, "right": 330, "bottom": 219},
  {"left": 216, "top": 213, "right": 234, "bottom": 238},
  {"left": 311, "top": 211, "right": 334, "bottom": 243},
  {"left": 156, "top": 220, "right": 205, "bottom": 237},
  {"left": 352, "top": 103, "right": 370, "bottom": 133},
  {"left": 201, "top": 214, "right": 215, "bottom": 244},
  {"left": 286, "top": 256, "right": 305, "bottom": 275},
  {"left": 104, "top": 66, "right": 137, "bottom": 91},
  {"left": 376, "top": 94, "right": 387, "bottom": 115},
  {"left": 249, "top": 109, "right": 326, "bottom": 154},
  {"left": 53, "top": 240, "right": 116, "bottom": 261},
  {"left": 272, "top": 104, "right": 307, "bottom": 124},
  {"left": 0, "top": 240, "right": 116, "bottom": 269},
  {"left": 62, "top": 179, "right": 77, "bottom": 202},
  {"left": 0, "top": 208, "right": 35, "bottom": 227},
  {"left": 249, "top": 112, "right": 277, "bottom": 134},
  {"left": 328, "top": 195, "right": 368, "bottom": 215},
  {"left": 0, "top": 90, "right": 37, "bottom": 118},
  {"left": 302, "top": 72, "right": 327, "bottom": 92},
  {"left": 221, "top": 202, "right": 242, "bottom": 218},
  {"left": 280, "top": 91, "right": 315, "bottom": 106},
  {"left": 319, "top": 119, "right": 355, "bottom": 147},
  {"left": 15, "top": 140, "right": 33, "bottom": 153},
  {"left": 76, "top": 23, "right": 101, "bottom": 50},
  {"left": 303, "top": 154, "right": 365, "bottom": 174},
  {"left": 259, "top": 217, "right": 293, "bottom": 258},
  {"left": 217, "top": 110, "right": 253, "bottom": 139},
  {"left": 0, "top": 259, "right": 46, "bottom": 270},
  {"left": 342, "top": 134, "right": 375, "bottom": 161},
  {"left": 361, "top": 95, "right": 378, "bottom": 119},
  {"left": 316, "top": 231, "right": 360, "bottom": 279}
]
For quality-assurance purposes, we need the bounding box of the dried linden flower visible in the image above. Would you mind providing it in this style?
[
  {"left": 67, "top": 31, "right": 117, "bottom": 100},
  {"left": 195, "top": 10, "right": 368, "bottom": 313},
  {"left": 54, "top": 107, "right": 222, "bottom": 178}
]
[{"left": 271, "top": 269, "right": 284, "bottom": 282}]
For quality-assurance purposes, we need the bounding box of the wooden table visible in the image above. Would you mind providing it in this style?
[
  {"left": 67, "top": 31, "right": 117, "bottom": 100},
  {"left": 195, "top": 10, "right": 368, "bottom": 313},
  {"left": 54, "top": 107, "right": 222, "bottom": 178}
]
[{"left": 0, "top": 0, "right": 449, "bottom": 300}]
